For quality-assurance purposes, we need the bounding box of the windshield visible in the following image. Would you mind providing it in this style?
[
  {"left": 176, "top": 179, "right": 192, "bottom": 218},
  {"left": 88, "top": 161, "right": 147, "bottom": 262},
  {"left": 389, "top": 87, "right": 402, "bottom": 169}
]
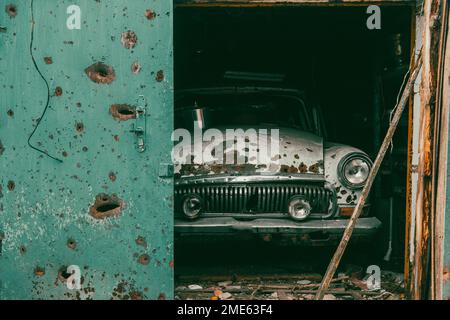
[{"left": 175, "top": 92, "right": 313, "bottom": 132}]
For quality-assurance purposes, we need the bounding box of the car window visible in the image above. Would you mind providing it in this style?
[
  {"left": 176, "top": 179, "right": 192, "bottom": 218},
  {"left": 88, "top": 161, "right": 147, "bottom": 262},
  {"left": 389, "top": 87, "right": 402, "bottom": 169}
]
[{"left": 175, "top": 93, "right": 313, "bottom": 132}]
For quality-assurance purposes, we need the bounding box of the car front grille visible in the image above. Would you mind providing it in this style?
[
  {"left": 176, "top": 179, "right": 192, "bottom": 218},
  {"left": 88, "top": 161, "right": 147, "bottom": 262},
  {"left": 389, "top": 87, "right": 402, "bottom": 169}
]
[{"left": 175, "top": 183, "right": 335, "bottom": 218}]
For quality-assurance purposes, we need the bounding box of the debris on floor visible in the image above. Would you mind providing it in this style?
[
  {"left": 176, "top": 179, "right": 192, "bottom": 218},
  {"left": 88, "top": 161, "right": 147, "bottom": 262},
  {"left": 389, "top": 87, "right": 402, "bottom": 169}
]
[
  {"left": 175, "top": 270, "right": 405, "bottom": 300},
  {"left": 187, "top": 284, "right": 203, "bottom": 290}
]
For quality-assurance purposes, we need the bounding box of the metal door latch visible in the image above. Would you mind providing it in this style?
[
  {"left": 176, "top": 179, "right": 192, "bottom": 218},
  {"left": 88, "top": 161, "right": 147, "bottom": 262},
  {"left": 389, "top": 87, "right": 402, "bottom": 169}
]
[{"left": 130, "top": 95, "right": 147, "bottom": 153}]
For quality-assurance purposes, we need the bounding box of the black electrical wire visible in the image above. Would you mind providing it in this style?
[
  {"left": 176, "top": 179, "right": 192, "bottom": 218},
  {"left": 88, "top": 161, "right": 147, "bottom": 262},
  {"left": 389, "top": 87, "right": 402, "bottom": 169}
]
[{"left": 28, "top": 0, "right": 63, "bottom": 163}]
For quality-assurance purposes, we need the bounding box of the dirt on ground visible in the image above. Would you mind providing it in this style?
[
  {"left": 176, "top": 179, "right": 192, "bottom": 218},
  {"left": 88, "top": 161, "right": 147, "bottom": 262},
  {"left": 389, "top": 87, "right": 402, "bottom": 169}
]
[
  {"left": 175, "top": 238, "right": 405, "bottom": 300},
  {"left": 176, "top": 270, "right": 404, "bottom": 300}
]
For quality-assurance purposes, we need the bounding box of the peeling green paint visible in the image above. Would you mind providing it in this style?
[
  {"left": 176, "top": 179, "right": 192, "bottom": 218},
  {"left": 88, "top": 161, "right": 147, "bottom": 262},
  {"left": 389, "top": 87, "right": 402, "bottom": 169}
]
[{"left": 0, "top": 0, "right": 173, "bottom": 299}]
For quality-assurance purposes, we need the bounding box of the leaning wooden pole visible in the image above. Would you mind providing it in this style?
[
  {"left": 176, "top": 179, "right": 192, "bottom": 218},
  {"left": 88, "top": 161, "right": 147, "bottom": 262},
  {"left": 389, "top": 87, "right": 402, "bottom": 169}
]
[{"left": 315, "top": 51, "right": 423, "bottom": 300}]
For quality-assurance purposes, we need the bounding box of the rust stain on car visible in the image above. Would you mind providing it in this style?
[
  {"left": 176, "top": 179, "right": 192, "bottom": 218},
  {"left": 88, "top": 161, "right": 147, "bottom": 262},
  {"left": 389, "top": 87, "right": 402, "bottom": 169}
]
[
  {"left": 308, "top": 164, "right": 319, "bottom": 174},
  {"left": 280, "top": 165, "right": 298, "bottom": 174},
  {"left": 298, "top": 162, "right": 308, "bottom": 173}
]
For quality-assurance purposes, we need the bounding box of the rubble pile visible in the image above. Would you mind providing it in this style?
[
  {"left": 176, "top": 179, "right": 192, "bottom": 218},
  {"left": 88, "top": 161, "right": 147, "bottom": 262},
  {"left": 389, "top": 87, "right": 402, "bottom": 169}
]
[{"left": 175, "top": 269, "right": 405, "bottom": 300}]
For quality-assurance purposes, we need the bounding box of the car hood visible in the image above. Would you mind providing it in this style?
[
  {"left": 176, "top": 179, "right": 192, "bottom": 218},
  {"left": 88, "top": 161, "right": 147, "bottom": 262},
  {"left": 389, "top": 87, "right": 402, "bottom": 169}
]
[{"left": 174, "top": 126, "right": 324, "bottom": 178}]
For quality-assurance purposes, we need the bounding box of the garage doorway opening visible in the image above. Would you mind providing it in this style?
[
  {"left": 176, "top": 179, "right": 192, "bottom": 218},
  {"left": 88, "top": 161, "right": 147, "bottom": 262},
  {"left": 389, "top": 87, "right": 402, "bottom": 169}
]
[{"left": 174, "top": 4, "right": 414, "bottom": 299}]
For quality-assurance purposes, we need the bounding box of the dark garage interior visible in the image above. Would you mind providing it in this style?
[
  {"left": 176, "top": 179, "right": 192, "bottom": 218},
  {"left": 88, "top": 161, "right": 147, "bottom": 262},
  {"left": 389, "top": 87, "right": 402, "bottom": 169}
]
[{"left": 174, "top": 4, "right": 413, "bottom": 298}]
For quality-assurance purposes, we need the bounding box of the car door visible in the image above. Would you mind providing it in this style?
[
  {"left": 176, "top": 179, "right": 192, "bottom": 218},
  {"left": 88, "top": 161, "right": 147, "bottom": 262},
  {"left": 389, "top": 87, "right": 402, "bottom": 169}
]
[{"left": 0, "top": 0, "right": 173, "bottom": 299}]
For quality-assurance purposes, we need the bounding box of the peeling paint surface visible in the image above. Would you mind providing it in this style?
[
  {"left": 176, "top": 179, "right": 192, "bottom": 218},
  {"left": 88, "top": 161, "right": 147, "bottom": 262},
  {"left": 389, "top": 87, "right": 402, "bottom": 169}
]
[
  {"left": 174, "top": 127, "right": 324, "bottom": 177},
  {"left": 0, "top": 0, "right": 173, "bottom": 299}
]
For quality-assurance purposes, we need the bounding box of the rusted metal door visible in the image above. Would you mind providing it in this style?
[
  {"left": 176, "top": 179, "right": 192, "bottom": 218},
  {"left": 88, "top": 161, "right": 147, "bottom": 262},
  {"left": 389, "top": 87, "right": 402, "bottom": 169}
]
[{"left": 0, "top": 0, "right": 173, "bottom": 299}]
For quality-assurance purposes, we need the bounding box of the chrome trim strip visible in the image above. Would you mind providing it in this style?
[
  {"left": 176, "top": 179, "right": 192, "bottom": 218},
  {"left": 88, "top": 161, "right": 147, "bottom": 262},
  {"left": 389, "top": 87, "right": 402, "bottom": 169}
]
[
  {"left": 175, "top": 174, "right": 325, "bottom": 185},
  {"left": 175, "top": 217, "right": 382, "bottom": 234}
]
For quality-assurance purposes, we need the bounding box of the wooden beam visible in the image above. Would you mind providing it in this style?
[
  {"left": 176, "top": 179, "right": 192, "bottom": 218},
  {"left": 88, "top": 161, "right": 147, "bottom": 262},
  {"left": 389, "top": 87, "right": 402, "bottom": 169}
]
[
  {"left": 404, "top": 6, "right": 418, "bottom": 292},
  {"left": 408, "top": 0, "right": 444, "bottom": 300},
  {"left": 315, "top": 52, "right": 423, "bottom": 300},
  {"left": 432, "top": 0, "right": 449, "bottom": 300}
]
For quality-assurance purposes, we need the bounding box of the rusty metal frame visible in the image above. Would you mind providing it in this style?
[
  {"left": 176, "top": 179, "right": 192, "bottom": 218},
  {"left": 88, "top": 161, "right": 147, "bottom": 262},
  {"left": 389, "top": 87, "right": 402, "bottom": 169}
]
[
  {"left": 175, "top": 0, "right": 415, "bottom": 8},
  {"left": 405, "top": 0, "right": 450, "bottom": 300}
]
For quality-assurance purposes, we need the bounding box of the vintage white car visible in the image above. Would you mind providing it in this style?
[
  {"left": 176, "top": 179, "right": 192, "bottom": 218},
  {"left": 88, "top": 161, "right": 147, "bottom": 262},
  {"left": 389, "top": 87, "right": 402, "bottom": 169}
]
[{"left": 174, "top": 87, "right": 381, "bottom": 245}]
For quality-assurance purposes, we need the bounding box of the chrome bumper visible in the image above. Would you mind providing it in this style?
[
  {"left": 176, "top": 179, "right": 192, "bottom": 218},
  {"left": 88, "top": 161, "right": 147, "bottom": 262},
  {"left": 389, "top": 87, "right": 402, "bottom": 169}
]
[{"left": 175, "top": 217, "right": 381, "bottom": 236}]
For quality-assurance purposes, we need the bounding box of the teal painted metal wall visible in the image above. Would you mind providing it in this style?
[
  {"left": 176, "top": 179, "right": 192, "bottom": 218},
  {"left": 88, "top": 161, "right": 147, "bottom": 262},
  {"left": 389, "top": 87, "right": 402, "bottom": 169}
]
[{"left": 0, "top": 0, "right": 173, "bottom": 299}]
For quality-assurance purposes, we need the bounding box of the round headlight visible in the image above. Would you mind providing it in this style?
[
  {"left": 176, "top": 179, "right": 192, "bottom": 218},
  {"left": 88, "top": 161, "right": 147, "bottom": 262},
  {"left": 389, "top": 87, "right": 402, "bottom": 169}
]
[
  {"left": 182, "top": 194, "right": 203, "bottom": 219},
  {"left": 338, "top": 154, "right": 372, "bottom": 189},
  {"left": 288, "top": 196, "right": 311, "bottom": 221}
]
